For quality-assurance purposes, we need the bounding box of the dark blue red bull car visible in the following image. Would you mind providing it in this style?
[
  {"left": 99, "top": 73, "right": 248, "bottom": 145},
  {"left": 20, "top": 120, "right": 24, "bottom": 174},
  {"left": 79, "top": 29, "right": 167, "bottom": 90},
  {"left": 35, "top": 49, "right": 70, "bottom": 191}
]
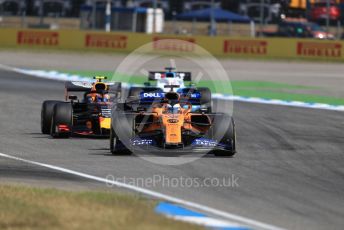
[{"left": 41, "top": 76, "right": 121, "bottom": 138}]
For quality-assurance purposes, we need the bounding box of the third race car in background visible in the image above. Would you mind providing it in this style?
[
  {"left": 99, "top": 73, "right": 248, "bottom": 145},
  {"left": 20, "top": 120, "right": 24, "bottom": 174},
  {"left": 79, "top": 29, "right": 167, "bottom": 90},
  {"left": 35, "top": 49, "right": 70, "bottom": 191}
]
[
  {"left": 146, "top": 67, "right": 191, "bottom": 92},
  {"left": 136, "top": 67, "right": 212, "bottom": 112}
]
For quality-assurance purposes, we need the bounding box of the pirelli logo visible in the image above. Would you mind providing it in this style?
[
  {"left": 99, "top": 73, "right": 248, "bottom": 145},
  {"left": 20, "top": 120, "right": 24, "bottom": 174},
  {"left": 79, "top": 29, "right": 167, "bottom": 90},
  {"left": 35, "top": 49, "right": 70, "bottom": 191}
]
[
  {"left": 297, "top": 42, "right": 342, "bottom": 58},
  {"left": 224, "top": 40, "right": 267, "bottom": 55},
  {"left": 85, "top": 34, "right": 127, "bottom": 49},
  {"left": 153, "top": 37, "right": 195, "bottom": 52},
  {"left": 17, "top": 31, "right": 59, "bottom": 46}
]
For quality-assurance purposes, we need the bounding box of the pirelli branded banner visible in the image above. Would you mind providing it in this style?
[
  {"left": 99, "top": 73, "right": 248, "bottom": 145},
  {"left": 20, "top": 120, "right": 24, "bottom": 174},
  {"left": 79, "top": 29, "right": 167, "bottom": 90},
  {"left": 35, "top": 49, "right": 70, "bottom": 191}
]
[
  {"left": 152, "top": 36, "right": 196, "bottom": 52},
  {"left": 0, "top": 28, "right": 343, "bottom": 61},
  {"left": 17, "top": 30, "right": 59, "bottom": 46},
  {"left": 85, "top": 34, "right": 128, "bottom": 49}
]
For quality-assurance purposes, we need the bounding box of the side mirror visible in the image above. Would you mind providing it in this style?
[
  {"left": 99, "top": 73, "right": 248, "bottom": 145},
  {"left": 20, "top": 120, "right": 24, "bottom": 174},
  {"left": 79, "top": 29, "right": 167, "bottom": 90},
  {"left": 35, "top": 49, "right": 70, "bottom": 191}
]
[{"left": 69, "top": 95, "right": 78, "bottom": 101}]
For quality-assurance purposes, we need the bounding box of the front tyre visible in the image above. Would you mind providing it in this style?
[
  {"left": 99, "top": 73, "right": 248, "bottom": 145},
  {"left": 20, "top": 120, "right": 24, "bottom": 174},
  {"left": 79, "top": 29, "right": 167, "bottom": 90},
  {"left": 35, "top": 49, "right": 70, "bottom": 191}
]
[
  {"left": 110, "top": 126, "right": 131, "bottom": 155},
  {"left": 212, "top": 116, "right": 237, "bottom": 157},
  {"left": 41, "top": 100, "right": 61, "bottom": 134}
]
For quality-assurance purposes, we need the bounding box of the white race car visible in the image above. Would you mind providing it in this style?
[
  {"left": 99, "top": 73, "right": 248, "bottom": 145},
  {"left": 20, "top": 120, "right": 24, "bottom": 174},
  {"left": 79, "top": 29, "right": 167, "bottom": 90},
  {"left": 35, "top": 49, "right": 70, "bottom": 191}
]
[
  {"left": 126, "top": 67, "right": 212, "bottom": 113},
  {"left": 148, "top": 67, "right": 192, "bottom": 92}
]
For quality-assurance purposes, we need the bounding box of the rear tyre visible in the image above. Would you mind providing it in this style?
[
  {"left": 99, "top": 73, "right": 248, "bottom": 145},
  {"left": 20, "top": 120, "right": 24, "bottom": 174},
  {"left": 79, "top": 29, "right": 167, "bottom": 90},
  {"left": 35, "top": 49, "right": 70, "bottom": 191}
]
[
  {"left": 50, "top": 103, "right": 73, "bottom": 138},
  {"left": 198, "top": 87, "right": 212, "bottom": 113},
  {"left": 41, "top": 100, "right": 61, "bottom": 134},
  {"left": 212, "top": 115, "right": 236, "bottom": 157}
]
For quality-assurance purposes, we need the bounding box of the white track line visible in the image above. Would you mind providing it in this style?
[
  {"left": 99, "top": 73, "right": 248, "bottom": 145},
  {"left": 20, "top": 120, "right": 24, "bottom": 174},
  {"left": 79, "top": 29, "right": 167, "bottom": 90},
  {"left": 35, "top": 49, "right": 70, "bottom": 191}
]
[
  {"left": 169, "top": 216, "right": 246, "bottom": 228},
  {"left": 0, "top": 152, "right": 284, "bottom": 230}
]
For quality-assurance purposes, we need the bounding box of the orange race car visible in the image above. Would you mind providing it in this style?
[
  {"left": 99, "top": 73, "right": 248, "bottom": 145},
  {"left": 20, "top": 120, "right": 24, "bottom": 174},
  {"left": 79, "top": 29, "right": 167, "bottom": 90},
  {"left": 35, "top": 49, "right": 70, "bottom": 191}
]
[{"left": 110, "top": 84, "right": 236, "bottom": 157}]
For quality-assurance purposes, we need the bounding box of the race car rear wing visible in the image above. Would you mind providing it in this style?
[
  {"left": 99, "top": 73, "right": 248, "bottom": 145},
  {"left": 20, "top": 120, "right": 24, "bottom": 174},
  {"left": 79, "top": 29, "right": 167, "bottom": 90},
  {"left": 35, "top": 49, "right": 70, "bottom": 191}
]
[
  {"left": 64, "top": 81, "right": 121, "bottom": 101},
  {"left": 148, "top": 72, "right": 192, "bottom": 81},
  {"left": 65, "top": 81, "right": 121, "bottom": 92},
  {"left": 65, "top": 81, "right": 93, "bottom": 92}
]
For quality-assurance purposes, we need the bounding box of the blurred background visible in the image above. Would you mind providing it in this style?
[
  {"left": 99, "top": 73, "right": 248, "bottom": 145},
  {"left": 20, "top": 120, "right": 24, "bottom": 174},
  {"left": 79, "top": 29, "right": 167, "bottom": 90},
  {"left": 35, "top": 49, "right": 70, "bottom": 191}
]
[{"left": 0, "top": 0, "right": 343, "bottom": 39}]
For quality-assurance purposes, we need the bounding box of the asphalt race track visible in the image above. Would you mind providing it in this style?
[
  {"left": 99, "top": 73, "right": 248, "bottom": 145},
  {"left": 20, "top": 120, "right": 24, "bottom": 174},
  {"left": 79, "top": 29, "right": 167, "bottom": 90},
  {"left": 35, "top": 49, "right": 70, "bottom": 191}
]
[{"left": 0, "top": 69, "right": 344, "bottom": 230}]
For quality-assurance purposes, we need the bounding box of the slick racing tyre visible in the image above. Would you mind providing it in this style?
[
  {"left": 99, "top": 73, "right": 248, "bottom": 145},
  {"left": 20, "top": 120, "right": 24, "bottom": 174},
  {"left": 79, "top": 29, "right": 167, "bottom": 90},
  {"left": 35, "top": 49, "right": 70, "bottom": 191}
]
[
  {"left": 50, "top": 102, "right": 73, "bottom": 138},
  {"left": 110, "top": 125, "right": 131, "bottom": 155},
  {"left": 197, "top": 87, "right": 212, "bottom": 113},
  {"left": 41, "top": 100, "right": 62, "bottom": 134},
  {"left": 211, "top": 114, "right": 236, "bottom": 157}
]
